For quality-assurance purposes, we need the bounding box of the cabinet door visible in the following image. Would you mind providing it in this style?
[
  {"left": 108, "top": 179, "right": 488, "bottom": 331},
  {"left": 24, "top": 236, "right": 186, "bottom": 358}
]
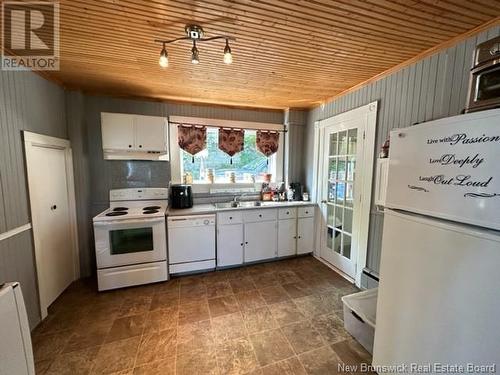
[
  {"left": 244, "top": 221, "right": 277, "bottom": 263},
  {"left": 278, "top": 219, "right": 296, "bottom": 257},
  {"left": 217, "top": 224, "right": 244, "bottom": 267},
  {"left": 134, "top": 115, "right": 168, "bottom": 152},
  {"left": 101, "top": 113, "right": 135, "bottom": 151},
  {"left": 297, "top": 217, "right": 314, "bottom": 254}
]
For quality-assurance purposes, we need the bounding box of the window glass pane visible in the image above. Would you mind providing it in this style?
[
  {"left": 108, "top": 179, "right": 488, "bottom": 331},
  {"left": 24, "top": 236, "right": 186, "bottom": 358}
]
[
  {"left": 181, "top": 128, "right": 274, "bottom": 183},
  {"left": 328, "top": 158, "right": 337, "bottom": 182},
  {"left": 327, "top": 204, "right": 335, "bottom": 227},
  {"left": 328, "top": 182, "right": 336, "bottom": 202},
  {"left": 346, "top": 157, "right": 356, "bottom": 181},
  {"left": 337, "top": 158, "right": 347, "bottom": 181},
  {"left": 329, "top": 133, "right": 338, "bottom": 156},
  {"left": 327, "top": 227, "right": 334, "bottom": 250},
  {"left": 342, "top": 233, "right": 352, "bottom": 259},
  {"left": 347, "top": 128, "right": 358, "bottom": 155},
  {"left": 345, "top": 183, "right": 354, "bottom": 208},
  {"left": 110, "top": 228, "right": 153, "bottom": 254},
  {"left": 343, "top": 208, "right": 353, "bottom": 234},
  {"left": 334, "top": 205, "right": 343, "bottom": 230},
  {"left": 334, "top": 230, "right": 342, "bottom": 253},
  {"left": 338, "top": 131, "right": 348, "bottom": 155},
  {"left": 336, "top": 182, "right": 346, "bottom": 205}
]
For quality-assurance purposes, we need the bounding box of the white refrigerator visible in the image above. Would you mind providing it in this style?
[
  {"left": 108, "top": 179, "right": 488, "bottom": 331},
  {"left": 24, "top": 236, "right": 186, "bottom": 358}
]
[{"left": 373, "top": 109, "right": 500, "bottom": 373}]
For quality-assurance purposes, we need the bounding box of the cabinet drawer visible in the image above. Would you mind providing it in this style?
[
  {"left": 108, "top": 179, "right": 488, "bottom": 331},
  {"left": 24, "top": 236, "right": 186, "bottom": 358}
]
[
  {"left": 243, "top": 208, "right": 277, "bottom": 223},
  {"left": 298, "top": 206, "right": 315, "bottom": 218},
  {"left": 278, "top": 207, "right": 297, "bottom": 220},
  {"left": 217, "top": 211, "right": 243, "bottom": 225}
]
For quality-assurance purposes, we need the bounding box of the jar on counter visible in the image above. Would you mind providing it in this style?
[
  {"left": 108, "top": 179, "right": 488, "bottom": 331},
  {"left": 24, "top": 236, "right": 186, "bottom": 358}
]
[{"left": 207, "top": 169, "right": 214, "bottom": 184}]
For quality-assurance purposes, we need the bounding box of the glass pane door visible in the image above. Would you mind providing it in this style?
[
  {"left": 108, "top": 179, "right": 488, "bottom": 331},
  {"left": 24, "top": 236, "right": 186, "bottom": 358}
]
[{"left": 323, "top": 128, "right": 357, "bottom": 268}]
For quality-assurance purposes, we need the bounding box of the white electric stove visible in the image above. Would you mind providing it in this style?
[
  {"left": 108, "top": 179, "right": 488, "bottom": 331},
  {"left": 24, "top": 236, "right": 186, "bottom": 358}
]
[{"left": 93, "top": 188, "right": 169, "bottom": 291}]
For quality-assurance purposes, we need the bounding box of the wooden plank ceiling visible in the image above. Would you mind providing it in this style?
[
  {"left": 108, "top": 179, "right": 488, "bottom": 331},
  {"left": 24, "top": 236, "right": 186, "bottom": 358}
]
[{"left": 37, "top": 1, "right": 500, "bottom": 108}]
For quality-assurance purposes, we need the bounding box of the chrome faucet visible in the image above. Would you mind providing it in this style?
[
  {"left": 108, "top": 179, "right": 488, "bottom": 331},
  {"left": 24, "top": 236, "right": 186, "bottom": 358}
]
[{"left": 233, "top": 192, "right": 251, "bottom": 203}]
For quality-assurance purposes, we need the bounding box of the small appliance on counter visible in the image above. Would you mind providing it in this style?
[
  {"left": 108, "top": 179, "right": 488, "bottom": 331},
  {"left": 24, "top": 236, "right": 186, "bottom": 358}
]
[
  {"left": 170, "top": 184, "right": 193, "bottom": 209},
  {"left": 290, "top": 182, "right": 303, "bottom": 201}
]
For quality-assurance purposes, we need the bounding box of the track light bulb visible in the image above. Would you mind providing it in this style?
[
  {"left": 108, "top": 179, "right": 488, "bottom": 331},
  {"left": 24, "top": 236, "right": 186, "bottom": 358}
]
[
  {"left": 223, "top": 40, "right": 232, "bottom": 64},
  {"left": 191, "top": 42, "right": 199, "bottom": 64},
  {"left": 159, "top": 46, "right": 168, "bottom": 68}
]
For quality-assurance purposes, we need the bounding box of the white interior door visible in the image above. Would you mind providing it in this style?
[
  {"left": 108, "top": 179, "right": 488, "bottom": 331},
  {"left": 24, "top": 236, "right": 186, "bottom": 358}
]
[
  {"left": 24, "top": 132, "right": 79, "bottom": 319},
  {"left": 316, "top": 103, "right": 377, "bottom": 284}
]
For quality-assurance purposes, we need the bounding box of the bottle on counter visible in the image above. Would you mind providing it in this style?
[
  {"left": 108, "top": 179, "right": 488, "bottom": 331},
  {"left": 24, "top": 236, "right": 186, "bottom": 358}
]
[{"left": 207, "top": 169, "right": 214, "bottom": 184}]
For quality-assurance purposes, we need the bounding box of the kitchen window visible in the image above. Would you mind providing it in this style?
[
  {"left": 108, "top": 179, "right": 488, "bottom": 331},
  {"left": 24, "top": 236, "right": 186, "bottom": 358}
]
[
  {"left": 180, "top": 127, "right": 277, "bottom": 184},
  {"left": 169, "top": 116, "right": 284, "bottom": 190}
]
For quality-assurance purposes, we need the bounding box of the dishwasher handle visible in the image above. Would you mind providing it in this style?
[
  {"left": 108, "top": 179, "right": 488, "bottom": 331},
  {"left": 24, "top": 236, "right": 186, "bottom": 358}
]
[{"left": 167, "top": 215, "right": 216, "bottom": 228}]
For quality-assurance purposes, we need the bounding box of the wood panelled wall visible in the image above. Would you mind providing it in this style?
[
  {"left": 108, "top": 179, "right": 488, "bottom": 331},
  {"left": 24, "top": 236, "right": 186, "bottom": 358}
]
[
  {"left": 304, "top": 25, "right": 500, "bottom": 275},
  {"left": 66, "top": 94, "right": 285, "bottom": 277},
  {"left": 0, "top": 71, "right": 67, "bottom": 328}
]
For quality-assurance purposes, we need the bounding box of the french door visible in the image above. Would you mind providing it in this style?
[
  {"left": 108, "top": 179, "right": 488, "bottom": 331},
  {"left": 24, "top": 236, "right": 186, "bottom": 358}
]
[{"left": 316, "top": 103, "right": 377, "bottom": 284}]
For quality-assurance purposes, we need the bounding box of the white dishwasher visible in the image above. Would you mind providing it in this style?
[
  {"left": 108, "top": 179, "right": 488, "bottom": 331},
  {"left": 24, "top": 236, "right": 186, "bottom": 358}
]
[{"left": 167, "top": 214, "right": 216, "bottom": 274}]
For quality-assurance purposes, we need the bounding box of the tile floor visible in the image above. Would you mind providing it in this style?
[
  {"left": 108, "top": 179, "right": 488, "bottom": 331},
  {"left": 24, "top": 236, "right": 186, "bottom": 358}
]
[{"left": 32, "top": 256, "right": 373, "bottom": 375}]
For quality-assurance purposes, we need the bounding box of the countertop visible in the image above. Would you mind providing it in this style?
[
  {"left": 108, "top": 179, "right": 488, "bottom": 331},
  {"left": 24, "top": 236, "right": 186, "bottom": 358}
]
[{"left": 167, "top": 201, "right": 316, "bottom": 217}]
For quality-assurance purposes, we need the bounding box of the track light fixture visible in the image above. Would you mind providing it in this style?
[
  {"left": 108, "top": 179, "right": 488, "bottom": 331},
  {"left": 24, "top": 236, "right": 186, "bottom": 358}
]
[{"left": 155, "top": 24, "right": 235, "bottom": 67}]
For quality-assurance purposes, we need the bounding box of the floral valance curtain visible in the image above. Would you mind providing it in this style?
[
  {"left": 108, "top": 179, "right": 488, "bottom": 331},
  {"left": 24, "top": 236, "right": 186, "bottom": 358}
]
[
  {"left": 178, "top": 124, "right": 206, "bottom": 162},
  {"left": 218, "top": 128, "right": 245, "bottom": 164},
  {"left": 256, "top": 130, "right": 279, "bottom": 157}
]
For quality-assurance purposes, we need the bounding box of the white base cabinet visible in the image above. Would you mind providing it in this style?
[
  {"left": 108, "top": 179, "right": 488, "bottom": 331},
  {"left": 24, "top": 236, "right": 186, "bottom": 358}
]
[
  {"left": 217, "top": 224, "right": 244, "bottom": 267},
  {"left": 278, "top": 219, "right": 297, "bottom": 257},
  {"left": 244, "top": 221, "right": 278, "bottom": 262},
  {"left": 216, "top": 206, "right": 315, "bottom": 267},
  {"left": 297, "top": 217, "right": 314, "bottom": 254}
]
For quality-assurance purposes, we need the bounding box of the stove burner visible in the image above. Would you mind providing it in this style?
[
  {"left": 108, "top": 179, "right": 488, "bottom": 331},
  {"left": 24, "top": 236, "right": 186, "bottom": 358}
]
[
  {"left": 143, "top": 206, "right": 161, "bottom": 210},
  {"left": 143, "top": 210, "right": 159, "bottom": 214},
  {"left": 113, "top": 207, "right": 129, "bottom": 211},
  {"left": 106, "top": 211, "right": 127, "bottom": 216}
]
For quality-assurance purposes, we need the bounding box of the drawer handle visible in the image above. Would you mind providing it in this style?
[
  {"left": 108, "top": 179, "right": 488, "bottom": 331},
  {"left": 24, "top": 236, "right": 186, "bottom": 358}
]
[
  {"left": 240, "top": 243, "right": 244, "bottom": 246},
  {"left": 305, "top": 211, "right": 309, "bottom": 214},
  {"left": 286, "top": 211, "right": 289, "bottom": 214},
  {"left": 245, "top": 241, "right": 249, "bottom": 244},
  {"left": 258, "top": 214, "right": 262, "bottom": 218},
  {"left": 298, "top": 236, "right": 302, "bottom": 239},
  {"left": 229, "top": 216, "right": 233, "bottom": 220}
]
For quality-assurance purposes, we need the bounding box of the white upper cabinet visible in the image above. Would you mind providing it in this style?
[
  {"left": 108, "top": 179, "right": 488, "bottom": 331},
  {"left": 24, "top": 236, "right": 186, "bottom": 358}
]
[
  {"left": 101, "top": 113, "right": 135, "bottom": 151},
  {"left": 134, "top": 115, "right": 168, "bottom": 152},
  {"left": 101, "top": 112, "right": 169, "bottom": 160}
]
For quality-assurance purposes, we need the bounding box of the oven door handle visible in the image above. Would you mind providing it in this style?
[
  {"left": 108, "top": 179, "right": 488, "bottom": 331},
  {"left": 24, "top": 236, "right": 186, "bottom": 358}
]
[{"left": 93, "top": 218, "right": 165, "bottom": 227}]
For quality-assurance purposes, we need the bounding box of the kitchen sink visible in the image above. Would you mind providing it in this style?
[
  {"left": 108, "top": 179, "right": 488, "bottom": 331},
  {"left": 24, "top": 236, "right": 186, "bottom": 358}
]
[{"left": 214, "top": 201, "right": 262, "bottom": 209}]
